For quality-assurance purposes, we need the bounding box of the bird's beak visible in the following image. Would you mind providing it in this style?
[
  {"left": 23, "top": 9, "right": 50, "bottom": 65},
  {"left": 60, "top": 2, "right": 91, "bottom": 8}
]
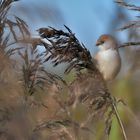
[
  {"left": 96, "top": 40, "right": 104, "bottom": 46},
  {"left": 96, "top": 41, "right": 101, "bottom": 46}
]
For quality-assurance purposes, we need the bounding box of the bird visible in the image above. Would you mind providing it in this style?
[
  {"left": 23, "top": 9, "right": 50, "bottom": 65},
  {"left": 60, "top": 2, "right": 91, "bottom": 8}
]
[{"left": 94, "top": 34, "right": 121, "bottom": 81}]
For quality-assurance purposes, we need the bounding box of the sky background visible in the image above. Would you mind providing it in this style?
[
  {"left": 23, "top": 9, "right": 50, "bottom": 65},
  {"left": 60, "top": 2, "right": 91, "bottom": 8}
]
[{"left": 10, "top": 0, "right": 140, "bottom": 53}]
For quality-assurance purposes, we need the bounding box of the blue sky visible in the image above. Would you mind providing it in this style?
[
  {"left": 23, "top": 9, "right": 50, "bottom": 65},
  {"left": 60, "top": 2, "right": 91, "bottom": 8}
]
[{"left": 11, "top": 0, "right": 140, "bottom": 53}]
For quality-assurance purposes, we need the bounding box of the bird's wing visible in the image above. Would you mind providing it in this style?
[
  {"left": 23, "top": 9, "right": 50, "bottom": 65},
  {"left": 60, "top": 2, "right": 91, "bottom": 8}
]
[{"left": 37, "top": 25, "right": 96, "bottom": 74}]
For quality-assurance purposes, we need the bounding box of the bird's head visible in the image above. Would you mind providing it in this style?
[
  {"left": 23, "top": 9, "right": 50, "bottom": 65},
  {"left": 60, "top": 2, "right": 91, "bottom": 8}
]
[{"left": 96, "top": 34, "right": 118, "bottom": 51}]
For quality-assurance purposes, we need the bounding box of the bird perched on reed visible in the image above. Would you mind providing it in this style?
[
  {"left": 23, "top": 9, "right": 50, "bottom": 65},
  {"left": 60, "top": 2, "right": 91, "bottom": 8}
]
[
  {"left": 95, "top": 34, "right": 121, "bottom": 81},
  {"left": 37, "top": 27, "right": 120, "bottom": 109},
  {"left": 35, "top": 26, "right": 125, "bottom": 139}
]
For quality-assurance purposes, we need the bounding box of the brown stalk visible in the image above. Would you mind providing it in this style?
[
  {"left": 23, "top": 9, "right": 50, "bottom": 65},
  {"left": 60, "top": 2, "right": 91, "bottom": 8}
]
[{"left": 111, "top": 97, "right": 128, "bottom": 140}]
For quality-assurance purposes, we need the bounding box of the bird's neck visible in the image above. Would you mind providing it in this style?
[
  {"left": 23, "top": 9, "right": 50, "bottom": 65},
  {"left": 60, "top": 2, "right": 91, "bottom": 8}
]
[
  {"left": 98, "top": 42, "right": 118, "bottom": 51},
  {"left": 97, "top": 48, "right": 120, "bottom": 61}
]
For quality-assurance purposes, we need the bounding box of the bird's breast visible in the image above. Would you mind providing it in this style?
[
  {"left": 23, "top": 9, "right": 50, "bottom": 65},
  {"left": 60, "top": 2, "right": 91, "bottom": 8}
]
[{"left": 95, "top": 49, "right": 121, "bottom": 80}]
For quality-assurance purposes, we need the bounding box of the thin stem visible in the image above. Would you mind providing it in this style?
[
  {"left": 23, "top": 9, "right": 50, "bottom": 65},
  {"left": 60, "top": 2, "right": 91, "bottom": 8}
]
[
  {"left": 119, "top": 42, "right": 140, "bottom": 48},
  {"left": 111, "top": 98, "right": 128, "bottom": 140}
]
